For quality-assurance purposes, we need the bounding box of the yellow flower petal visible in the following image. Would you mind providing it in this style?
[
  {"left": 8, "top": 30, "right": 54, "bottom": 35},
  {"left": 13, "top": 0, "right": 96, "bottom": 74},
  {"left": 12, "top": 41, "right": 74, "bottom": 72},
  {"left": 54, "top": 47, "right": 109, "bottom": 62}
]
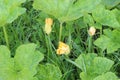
[
  {"left": 45, "top": 18, "right": 53, "bottom": 26},
  {"left": 44, "top": 24, "right": 52, "bottom": 35},
  {"left": 56, "top": 41, "right": 70, "bottom": 55},
  {"left": 44, "top": 18, "right": 53, "bottom": 35}
]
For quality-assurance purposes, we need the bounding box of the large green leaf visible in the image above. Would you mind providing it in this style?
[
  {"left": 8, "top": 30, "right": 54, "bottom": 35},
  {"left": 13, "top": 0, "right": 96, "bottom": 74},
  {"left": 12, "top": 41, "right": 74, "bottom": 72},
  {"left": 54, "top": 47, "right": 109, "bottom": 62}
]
[
  {"left": 33, "top": 0, "right": 101, "bottom": 22},
  {"left": 83, "top": 13, "right": 94, "bottom": 26},
  {"left": 80, "top": 72, "right": 97, "bottom": 80},
  {"left": 75, "top": 53, "right": 97, "bottom": 72},
  {"left": 0, "top": 43, "right": 44, "bottom": 80},
  {"left": 14, "top": 44, "right": 44, "bottom": 76},
  {"left": 112, "top": 9, "right": 120, "bottom": 24},
  {"left": 0, "top": 46, "right": 15, "bottom": 80},
  {"left": 94, "top": 29, "right": 120, "bottom": 53},
  {"left": 102, "top": 0, "right": 120, "bottom": 9},
  {"left": 94, "top": 72, "right": 118, "bottom": 80},
  {"left": 92, "top": 5, "right": 120, "bottom": 28},
  {"left": 93, "top": 57, "right": 114, "bottom": 74},
  {"left": 36, "top": 63, "right": 62, "bottom": 80},
  {"left": 75, "top": 53, "right": 114, "bottom": 80},
  {"left": 0, "top": 0, "right": 26, "bottom": 26}
]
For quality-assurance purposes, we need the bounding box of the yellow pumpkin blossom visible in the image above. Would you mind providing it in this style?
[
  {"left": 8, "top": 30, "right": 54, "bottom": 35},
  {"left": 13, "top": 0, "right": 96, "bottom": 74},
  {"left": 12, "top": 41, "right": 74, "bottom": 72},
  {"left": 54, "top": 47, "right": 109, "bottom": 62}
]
[
  {"left": 44, "top": 18, "right": 53, "bottom": 35},
  {"left": 56, "top": 41, "right": 70, "bottom": 55}
]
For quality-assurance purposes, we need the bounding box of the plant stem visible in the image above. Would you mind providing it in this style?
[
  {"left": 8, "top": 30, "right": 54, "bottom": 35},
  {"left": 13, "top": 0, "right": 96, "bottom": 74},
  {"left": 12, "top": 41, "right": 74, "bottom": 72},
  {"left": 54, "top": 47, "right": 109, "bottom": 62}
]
[
  {"left": 45, "top": 34, "right": 50, "bottom": 62},
  {"left": 68, "top": 22, "right": 72, "bottom": 44},
  {"left": 48, "top": 35, "right": 53, "bottom": 54},
  {"left": 45, "top": 34, "right": 54, "bottom": 62},
  {"left": 3, "top": 26, "right": 9, "bottom": 48},
  {"left": 59, "top": 22, "right": 63, "bottom": 41},
  {"left": 88, "top": 36, "right": 92, "bottom": 53}
]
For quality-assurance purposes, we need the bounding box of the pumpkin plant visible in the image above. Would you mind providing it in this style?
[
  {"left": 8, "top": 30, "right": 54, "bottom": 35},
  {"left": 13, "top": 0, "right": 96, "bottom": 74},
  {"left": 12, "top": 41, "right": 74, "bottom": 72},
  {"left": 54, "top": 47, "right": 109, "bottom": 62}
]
[
  {"left": 74, "top": 53, "right": 119, "bottom": 80},
  {"left": 0, "top": 43, "right": 44, "bottom": 80},
  {"left": 0, "top": 0, "right": 26, "bottom": 48},
  {"left": 33, "top": 0, "right": 101, "bottom": 41}
]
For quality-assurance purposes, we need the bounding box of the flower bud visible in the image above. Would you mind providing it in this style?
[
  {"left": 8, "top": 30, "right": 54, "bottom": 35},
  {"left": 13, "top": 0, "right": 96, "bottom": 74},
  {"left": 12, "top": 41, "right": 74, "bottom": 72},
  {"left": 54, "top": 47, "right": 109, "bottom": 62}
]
[
  {"left": 88, "top": 26, "right": 96, "bottom": 36},
  {"left": 56, "top": 41, "right": 70, "bottom": 55},
  {"left": 44, "top": 18, "right": 53, "bottom": 35}
]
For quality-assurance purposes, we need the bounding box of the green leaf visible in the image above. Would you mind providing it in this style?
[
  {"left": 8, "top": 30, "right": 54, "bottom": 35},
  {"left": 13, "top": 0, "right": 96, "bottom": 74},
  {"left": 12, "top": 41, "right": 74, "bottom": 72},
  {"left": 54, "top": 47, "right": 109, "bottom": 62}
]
[
  {"left": 33, "top": 0, "right": 101, "bottom": 22},
  {"left": 36, "top": 63, "right": 62, "bottom": 80},
  {"left": 94, "top": 29, "right": 120, "bottom": 53},
  {"left": 94, "top": 35, "right": 110, "bottom": 52},
  {"left": 83, "top": 13, "right": 94, "bottom": 26},
  {"left": 94, "top": 22, "right": 102, "bottom": 29},
  {"left": 74, "top": 17, "right": 87, "bottom": 29},
  {"left": 93, "top": 57, "right": 114, "bottom": 74},
  {"left": 94, "top": 72, "right": 118, "bottom": 80},
  {"left": 14, "top": 43, "right": 44, "bottom": 77},
  {"left": 75, "top": 53, "right": 97, "bottom": 72},
  {"left": 80, "top": 72, "right": 97, "bottom": 80},
  {"left": 0, "top": 43, "right": 44, "bottom": 80},
  {"left": 112, "top": 9, "right": 120, "bottom": 24},
  {"left": 0, "top": 46, "right": 15, "bottom": 80},
  {"left": 0, "top": 0, "right": 26, "bottom": 26},
  {"left": 102, "top": 0, "right": 120, "bottom": 9},
  {"left": 92, "top": 5, "right": 120, "bottom": 28},
  {"left": 75, "top": 53, "right": 114, "bottom": 80}
]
